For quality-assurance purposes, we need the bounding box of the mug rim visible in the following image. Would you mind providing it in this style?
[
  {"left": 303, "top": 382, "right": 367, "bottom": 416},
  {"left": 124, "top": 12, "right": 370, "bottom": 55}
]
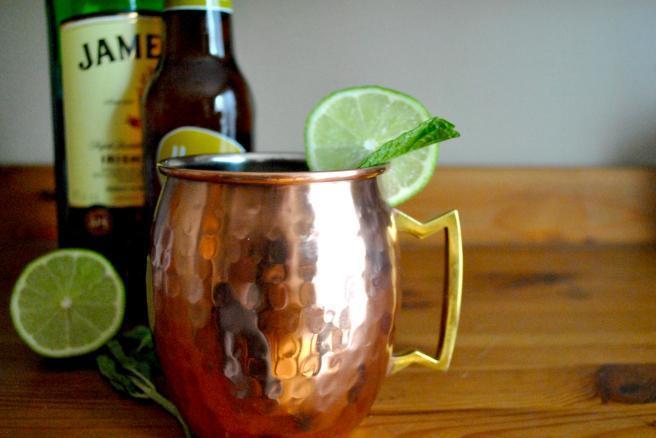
[{"left": 158, "top": 153, "right": 388, "bottom": 185}]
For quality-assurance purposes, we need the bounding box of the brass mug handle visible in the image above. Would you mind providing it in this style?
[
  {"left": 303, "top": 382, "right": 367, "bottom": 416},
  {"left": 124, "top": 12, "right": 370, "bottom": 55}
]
[{"left": 389, "top": 209, "right": 463, "bottom": 374}]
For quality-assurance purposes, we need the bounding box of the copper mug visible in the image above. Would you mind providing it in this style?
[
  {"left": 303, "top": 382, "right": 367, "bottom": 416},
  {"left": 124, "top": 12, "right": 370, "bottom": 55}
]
[{"left": 149, "top": 154, "right": 463, "bottom": 437}]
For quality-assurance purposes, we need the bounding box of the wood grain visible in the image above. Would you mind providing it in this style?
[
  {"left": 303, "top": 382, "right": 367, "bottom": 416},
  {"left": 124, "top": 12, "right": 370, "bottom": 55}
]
[
  {"left": 402, "top": 167, "right": 656, "bottom": 245},
  {"left": 0, "top": 166, "right": 57, "bottom": 242},
  {"left": 2, "top": 166, "right": 656, "bottom": 435},
  {"left": 1, "top": 242, "right": 655, "bottom": 436},
  {"left": 2, "top": 166, "right": 656, "bottom": 245}
]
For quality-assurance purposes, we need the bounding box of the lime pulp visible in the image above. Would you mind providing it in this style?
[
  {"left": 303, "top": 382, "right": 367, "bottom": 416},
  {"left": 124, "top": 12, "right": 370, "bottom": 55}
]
[
  {"left": 10, "top": 249, "right": 125, "bottom": 358},
  {"left": 305, "top": 85, "right": 438, "bottom": 206}
]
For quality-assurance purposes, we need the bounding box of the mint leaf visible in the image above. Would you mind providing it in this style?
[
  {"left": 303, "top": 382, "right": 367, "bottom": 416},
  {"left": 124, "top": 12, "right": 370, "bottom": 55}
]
[
  {"left": 96, "top": 326, "right": 191, "bottom": 438},
  {"left": 123, "top": 325, "right": 154, "bottom": 353},
  {"left": 97, "top": 354, "right": 135, "bottom": 395},
  {"left": 358, "top": 117, "right": 460, "bottom": 168}
]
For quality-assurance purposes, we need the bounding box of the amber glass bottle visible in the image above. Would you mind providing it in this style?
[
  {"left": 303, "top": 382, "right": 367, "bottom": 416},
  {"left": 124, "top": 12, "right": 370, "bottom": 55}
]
[
  {"left": 142, "top": 0, "right": 254, "bottom": 217},
  {"left": 46, "top": 0, "right": 164, "bottom": 323}
]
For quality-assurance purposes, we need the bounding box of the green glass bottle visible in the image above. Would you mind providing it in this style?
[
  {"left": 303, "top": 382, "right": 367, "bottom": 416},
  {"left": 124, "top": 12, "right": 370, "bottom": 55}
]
[{"left": 46, "top": 0, "right": 164, "bottom": 323}]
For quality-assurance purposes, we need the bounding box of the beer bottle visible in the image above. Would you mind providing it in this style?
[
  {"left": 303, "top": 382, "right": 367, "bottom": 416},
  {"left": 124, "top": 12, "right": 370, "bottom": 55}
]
[
  {"left": 142, "top": 0, "right": 254, "bottom": 215},
  {"left": 46, "top": 0, "right": 164, "bottom": 322}
]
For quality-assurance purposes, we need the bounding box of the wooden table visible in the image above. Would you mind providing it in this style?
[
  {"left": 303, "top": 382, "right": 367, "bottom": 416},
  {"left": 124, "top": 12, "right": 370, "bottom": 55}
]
[{"left": 2, "top": 167, "right": 656, "bottom": 436}]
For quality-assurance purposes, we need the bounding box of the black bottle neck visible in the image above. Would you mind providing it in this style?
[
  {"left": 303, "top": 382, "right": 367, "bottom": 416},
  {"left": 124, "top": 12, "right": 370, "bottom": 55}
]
[{"left": 162, "top": 9, "right": 235, "bottom": 61}]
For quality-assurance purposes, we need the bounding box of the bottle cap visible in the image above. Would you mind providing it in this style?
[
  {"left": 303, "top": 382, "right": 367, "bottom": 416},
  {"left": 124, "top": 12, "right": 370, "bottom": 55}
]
[{"left": 165, "top": 0, "right": 233, "bottom": 11}]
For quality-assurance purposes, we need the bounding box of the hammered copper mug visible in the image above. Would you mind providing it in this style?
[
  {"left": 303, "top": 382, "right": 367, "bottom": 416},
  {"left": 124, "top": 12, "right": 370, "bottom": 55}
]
[{"left": 149, "top": 154, "right": 463, "bottom": 437}]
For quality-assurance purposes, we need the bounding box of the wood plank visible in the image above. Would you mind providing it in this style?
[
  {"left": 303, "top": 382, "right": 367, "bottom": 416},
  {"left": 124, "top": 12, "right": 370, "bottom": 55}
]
[
  {"left": 401, "top": 167, "right": 656, "bottom": 245},
  {"left": 396, "top": 245, "right": 656, "bottom": 371},
  {"left": 0, "top": 166, "right": 56, "bottom": 242},
  {"left": 354, "top": 406, "right": 656, "bottom": 437},
  {"left": 370, "top": 244, "right": 656, "bottom": 436},
  {"left": 2, "top": 166, "right": 656, "bottom": 245}
]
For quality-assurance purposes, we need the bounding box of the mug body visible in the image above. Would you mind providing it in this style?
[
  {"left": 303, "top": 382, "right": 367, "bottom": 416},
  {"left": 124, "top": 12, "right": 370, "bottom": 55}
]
[{"left": 150, "top": 154, "right": 399, "bottom": 437}]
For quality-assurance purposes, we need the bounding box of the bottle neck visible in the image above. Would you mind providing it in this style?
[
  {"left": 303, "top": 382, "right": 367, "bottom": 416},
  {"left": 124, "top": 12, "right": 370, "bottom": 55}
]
[{"left": 163, "top": 9, "right": 234, "bottom": 60}]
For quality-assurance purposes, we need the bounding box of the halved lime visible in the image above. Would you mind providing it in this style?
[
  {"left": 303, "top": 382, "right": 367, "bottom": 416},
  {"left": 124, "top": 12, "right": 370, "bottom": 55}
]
[
  {"left": 305, "top": 85, "right": 438, "bottom": 206},
  {"left": 10, "top": 249, "right": 125, "bottom": 358}
]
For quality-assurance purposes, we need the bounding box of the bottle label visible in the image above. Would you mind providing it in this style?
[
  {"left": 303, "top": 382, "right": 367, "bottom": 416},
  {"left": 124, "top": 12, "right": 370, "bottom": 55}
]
[
  {"left": 158, "top": 126, "right": 244, "bottom": 158},
  {"left": 157, "top": 127, "right": 245, "bottom": 180},
  {"left": 60, "top": 15, "right": 162, "bottom": 208},
  {"left": 165, "top": 0, "right": 233, "bottom": 13}
]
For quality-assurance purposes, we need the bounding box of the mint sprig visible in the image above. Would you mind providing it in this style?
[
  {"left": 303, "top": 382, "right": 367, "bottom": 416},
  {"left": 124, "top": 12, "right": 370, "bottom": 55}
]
[
  {"left": 358, "top": 117, "right": 460, "bottom": 168},
  {"left": 96, "top": 326, "right": 191, "bottom": 438}
]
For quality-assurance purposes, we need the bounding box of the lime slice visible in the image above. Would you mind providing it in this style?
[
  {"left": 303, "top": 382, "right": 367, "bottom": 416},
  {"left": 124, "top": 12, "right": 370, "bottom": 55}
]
[
  {"left": 10, "top": 249, "right": 125, "bottom": 358},
  {"left": 305, "top": 85, "right": 438, "bottom": 206}
]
